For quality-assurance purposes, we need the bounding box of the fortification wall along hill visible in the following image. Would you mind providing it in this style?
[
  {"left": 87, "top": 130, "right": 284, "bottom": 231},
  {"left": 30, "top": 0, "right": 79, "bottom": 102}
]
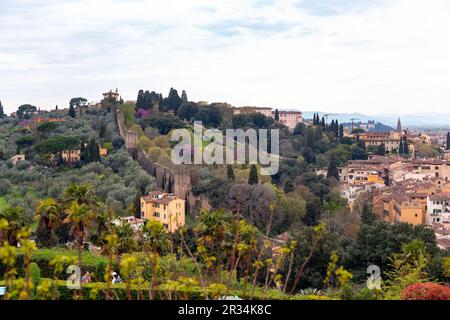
[{"left": 113, "top": 106, "right": 210, "bottom": 215}]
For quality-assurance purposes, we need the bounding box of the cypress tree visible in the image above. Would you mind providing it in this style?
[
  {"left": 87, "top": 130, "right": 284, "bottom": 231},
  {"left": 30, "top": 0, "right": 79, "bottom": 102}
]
[
  {"left": 326, "top": 155, "right": 339, "bottom": 180},
  {"left": 80, "top": 142, "right": 88, "bottom": 163},
  {"left": 447, "top": 132, "right": 450, "bottom": 150},
  {"left": 99, "top": 123, "right": 107, "bottom": 139},
  {"left": 68, "top": 104, "right": 76, "bottom": 118},
  {"left": 136, "top": 90, "right": 145, "bottom": 109},
  {"left": 306, "top": 127, "right": 316, "bottom": 149},
  {"left": 403, "top": 136, "right": 409, "bottom": 155},
  {"left": 361, "top": 201, "right": 374, "bottom": 225},
  {"left": 339, "top": 124, "right": 344, "bottom": 139},
  {"left": 274, "top": 109, "right": 280, "bottom": 122},
  {"left": 248, "top": 164, "right": 259, "bottom": 185},
  {"left": 0, "top": 100, "right": 5, "bottom": 118},
  {"left": 399, "top": 138, "right": 404, "bottom": 155},
  {"left": 181, "top": 90, "right": 188, "bottom": 104},
  {"left": 304, "top": 197, "right": 321, "bottom": 226},
  {"left": 321, "top": 117, "right": 325, "bottom": 128},
  {"left": 227, "top": 165, "right": 235, "bottom": 182},
  {"left": 88, "top": 139, "right": 100, "bottom": 162},
  {"left": 134, "top": 192, "right": 142, "bottom": 218}
]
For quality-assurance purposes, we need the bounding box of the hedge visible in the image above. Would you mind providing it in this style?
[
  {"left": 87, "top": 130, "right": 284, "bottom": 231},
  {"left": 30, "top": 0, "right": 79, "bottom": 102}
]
[
  {"left": 1, "top": 248, "right": 113, "bottom": 282},
  {"left": 0, "top": 279, "right": 336, "bottom": 300}
]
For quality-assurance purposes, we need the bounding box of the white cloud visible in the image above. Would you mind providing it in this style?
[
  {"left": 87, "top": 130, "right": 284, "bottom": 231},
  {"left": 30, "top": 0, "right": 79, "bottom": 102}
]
[{"left": 0, "top": 0, "right": 450, "bottom": 116}]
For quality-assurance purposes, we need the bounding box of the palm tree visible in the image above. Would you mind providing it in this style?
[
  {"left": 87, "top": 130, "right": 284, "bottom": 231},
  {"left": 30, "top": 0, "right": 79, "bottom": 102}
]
[
  {"left": 143, "top": 220, "right": 169, "bottom": 300},
  {"left": 113, "top": 221, "right": 137, "bottom": 255},
  {"left": 34, "top": 198, "right": 61, "bottom": 247},
  {"left": 92, "top": 207, "right": 113, "bottom": 249},
  {"left": 0, "top": 206, "right": 28, "bottom": 245},
  {"left": 64, "top": 201, "right": 96, "bottom": 290},
  {"left": 194, "top": 209, "right": 230, "bottom": 280},
  {"left": 64, "top": 183, "right": 99, "bottom": 209}
]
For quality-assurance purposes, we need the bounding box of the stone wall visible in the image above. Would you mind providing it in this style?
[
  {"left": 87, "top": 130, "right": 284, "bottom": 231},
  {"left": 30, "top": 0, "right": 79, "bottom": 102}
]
[
  {"left": 113, "top": 106, "right": 138, "bottom": 149},
  {"left": 113, "top": 106, "right": 210, "bottom": 215}
]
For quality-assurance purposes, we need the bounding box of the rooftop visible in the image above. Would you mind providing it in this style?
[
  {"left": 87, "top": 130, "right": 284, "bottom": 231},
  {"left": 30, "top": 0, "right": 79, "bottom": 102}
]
[
  {"left": 429, "top": 193, "right": 450, "bottom": 202},
  {"left": 142, "top": 191, "right": 182, "bottom": 205}
]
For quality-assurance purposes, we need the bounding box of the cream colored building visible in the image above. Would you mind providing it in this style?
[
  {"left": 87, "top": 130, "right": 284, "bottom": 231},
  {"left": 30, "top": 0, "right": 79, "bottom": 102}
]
[
  {"left": 233, "top": 106, "right": 273, "bottom": 118},
  {"left": 233, "top": 107, "right": 303, "bottom": 131},
  {"left": 410, "top": 159, "right": 450, "bottom": 180},
  {"left": 140, "top": 191, "right": 186, "bottom": 233},
  {"left": 276, "top": 111, "right": 303, "bottom": 131},
  {"left": 61, "top": 149, "right": 81, "bottom": 163},
  {"left": 61, "top": 146, "right": 108, "bottom": 164}
]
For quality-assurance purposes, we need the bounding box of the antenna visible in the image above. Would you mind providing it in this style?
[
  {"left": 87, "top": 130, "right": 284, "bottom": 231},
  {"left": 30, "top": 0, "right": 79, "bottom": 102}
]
[{"left": 324, "top": 113, "right": 338, "bottom": 125}]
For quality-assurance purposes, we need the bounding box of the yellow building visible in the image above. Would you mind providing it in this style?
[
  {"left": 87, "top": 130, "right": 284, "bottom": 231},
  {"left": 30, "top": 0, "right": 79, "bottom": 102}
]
[
  {"left": 373, "top": 192, "right": 426, "bottom": 225},
  {"left": 99, "top": 148, "right": 108, "bottom": 157},
  {"left": 367, "top": 174, "right": 385, "bottom": 184},
  {"left": 140, "top": 192, "right": 185, "bottom": 233}
]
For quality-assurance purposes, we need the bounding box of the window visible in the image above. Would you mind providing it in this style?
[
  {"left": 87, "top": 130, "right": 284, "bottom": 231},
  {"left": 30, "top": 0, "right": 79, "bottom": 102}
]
[{"left": 153, "top": 212, "right": 160, "bottom": 217}]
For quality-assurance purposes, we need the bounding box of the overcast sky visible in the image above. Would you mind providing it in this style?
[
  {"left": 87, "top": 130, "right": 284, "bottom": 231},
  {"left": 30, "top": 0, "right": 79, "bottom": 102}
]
[{"left": 1, "top": 0, "right": 450, "bottom": 115}]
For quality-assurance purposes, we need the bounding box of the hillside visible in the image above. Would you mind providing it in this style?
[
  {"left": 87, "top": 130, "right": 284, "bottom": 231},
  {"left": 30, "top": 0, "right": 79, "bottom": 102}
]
[{"left": 0, "top": 91, "right": 449, "bottom": 301}]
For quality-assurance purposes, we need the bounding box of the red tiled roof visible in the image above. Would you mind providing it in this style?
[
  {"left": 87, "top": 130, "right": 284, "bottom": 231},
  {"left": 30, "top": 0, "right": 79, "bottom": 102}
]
[
  {"left": 437, "top": 238, "right": 450, "bottom": 249},
  {"left": 429, "top": 193, "right": 450, "bottom": 202}
]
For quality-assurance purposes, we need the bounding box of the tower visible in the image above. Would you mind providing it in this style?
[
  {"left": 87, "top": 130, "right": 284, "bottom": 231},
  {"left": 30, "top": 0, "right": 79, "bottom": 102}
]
[{"left": 397, "top": 118, "right": 402, "bottom": 133}]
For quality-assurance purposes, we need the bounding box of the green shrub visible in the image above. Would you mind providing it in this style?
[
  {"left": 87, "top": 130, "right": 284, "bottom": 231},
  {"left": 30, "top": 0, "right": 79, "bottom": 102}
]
[
  {"left": 8, "top": 248, "right": 113, "bottom": 282},
  {"left": 29, "top": 262, "right": 41, "bottom": 288}
]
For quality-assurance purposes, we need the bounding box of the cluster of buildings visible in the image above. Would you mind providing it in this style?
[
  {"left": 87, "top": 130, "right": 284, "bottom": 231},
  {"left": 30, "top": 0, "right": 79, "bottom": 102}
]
[
  {"left": 347, "top": 119, "right": 411, "bottom": 154},
  {"left": 337, "top": 154, "right": 450, "bottom": 249},
  {"left": 233, "top": 106, "right": 303, "bottom": 131}
]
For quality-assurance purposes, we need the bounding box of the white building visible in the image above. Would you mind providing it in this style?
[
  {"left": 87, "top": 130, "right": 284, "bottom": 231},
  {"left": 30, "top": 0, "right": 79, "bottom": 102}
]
[
  {"left": 426, "top": 194, "right": 450, "bottom": 225},
  {"left": 340, "top": 182, "right": 384, "bottom": 210},
  {"left": 112, "top": 216, "right": 145, "bottom": 232}
]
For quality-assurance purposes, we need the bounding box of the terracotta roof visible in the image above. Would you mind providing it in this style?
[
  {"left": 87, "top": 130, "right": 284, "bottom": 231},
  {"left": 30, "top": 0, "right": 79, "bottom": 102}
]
[
  {"left": 413, "top": 159, "right": 447, "bottom": 165},
  {"left": 437, "top": 238, "right": 450, "bottom": 249},
  {"left": 392, "top": 192, "right": 409, "bottom": 204},
  {"left": 142, "top": 192, "right": 182, "bottom": 205},
  {"left": 429, "top": 193, "right": 450, "bottom": 202}
]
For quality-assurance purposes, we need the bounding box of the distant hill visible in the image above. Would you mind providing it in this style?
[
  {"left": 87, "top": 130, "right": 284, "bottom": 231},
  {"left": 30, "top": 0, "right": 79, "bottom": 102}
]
[{"left": 302, "top": 111, "right": 450, "bottom": 129}]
